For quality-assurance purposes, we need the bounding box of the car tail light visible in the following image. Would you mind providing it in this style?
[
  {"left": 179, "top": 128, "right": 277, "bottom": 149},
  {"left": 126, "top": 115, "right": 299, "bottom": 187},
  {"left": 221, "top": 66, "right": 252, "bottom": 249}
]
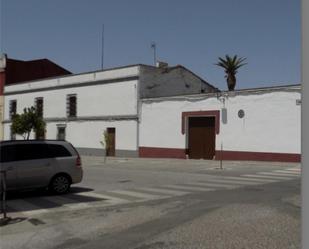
[{"left": 76, "top": 155, "right": 82, "bottom": 168}]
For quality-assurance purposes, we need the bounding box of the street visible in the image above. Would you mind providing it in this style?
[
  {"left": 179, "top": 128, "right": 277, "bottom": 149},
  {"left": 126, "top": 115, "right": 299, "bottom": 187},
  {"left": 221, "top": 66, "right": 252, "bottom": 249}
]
[{"left": 0, "top": 157, "right": 301, "bottom": 249}]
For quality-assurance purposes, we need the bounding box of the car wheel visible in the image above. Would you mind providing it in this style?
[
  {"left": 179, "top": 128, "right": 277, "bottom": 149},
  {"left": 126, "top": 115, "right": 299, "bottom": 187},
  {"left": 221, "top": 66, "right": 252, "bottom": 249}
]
[{"left": 50, "top": 175, "right": 71, "bottom": 194}]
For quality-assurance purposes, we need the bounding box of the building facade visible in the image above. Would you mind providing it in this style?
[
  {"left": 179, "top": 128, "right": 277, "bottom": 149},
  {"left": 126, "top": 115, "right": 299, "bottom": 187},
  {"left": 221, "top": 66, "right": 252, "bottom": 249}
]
[
  {"left": 139, "top": 85, "right": 301, "bottom": 162},
  {"left": 0, "top": 53, "right": 71, "bottom": 140},
  {"left": 2, "top": 61, "right": 300, "bottom": 162},
  {"left": 3, "top": 63, "right": 217, "bottom": 157}
]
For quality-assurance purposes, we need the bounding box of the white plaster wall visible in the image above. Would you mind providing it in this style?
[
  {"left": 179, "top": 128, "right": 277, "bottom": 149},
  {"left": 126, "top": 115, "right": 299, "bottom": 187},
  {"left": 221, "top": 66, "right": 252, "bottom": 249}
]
[
  {"left": 4, "top": 120, "right": 138, "bottom": 150},
  {"left": 140, "top": 90, "right": 301, "bottom": 154},
  {"left": 50, "top": 120, "right": 138, "bottom": 150},
  {"left": 4, "top": 80, "right": 138, "bottom": 120}
]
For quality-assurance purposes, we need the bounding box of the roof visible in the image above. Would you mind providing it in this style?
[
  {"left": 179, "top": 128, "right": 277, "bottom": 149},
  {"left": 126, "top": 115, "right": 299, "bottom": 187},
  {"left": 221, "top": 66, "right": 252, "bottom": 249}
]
[{"left": 5, "top": 58, "right": 72, "bottom": 84}]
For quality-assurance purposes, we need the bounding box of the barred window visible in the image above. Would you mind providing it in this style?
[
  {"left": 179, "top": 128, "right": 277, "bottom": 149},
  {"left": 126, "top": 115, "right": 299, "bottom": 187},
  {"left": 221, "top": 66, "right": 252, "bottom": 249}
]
[
  {"left": 67, "top": 94, "right": 77, "bottom": 117},
  {"left": 10, "top": 126, "right": 16, "bottom": 140},
  {"left": 9, "top": 100, "right": 17, "bottom": 119},
  {"left": 35, "top": 97, "right": 44, "bottom": 117}
]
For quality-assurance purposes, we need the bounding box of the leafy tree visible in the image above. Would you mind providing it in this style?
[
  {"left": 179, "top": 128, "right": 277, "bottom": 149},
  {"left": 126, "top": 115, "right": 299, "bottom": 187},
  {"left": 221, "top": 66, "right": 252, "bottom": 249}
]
[
  {"left": 100, "top": 130, "right": 111, "bottom": 163},
  {"left": 11, "top": 106, "right": 46, "bottom": 140},
  {"left": 215, "top": 55, "right": 247, "bottom": 91}
]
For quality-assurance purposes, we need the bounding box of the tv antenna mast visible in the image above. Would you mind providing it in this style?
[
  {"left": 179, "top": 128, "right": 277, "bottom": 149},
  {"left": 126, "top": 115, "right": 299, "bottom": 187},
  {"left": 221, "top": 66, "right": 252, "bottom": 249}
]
[
  {"left": 101, "top": 24, "right": 105, "bottom": 70},
  {"left": 151, "top": 42, "right": 157, "bottom": 66}
]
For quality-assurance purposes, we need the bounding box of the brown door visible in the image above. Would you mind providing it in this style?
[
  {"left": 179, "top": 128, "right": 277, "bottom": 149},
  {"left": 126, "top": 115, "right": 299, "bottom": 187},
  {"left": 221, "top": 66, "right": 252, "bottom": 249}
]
[
  {"left": 106, "top": 128, "right": 116, "bottom": 156},
  {"left": 188, "top": 117, "right": 215, "bottom": 159}
]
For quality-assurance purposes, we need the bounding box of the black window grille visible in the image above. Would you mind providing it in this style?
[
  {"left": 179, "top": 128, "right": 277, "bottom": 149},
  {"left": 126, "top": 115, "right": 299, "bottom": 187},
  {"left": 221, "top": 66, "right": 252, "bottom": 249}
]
[
  {"left": 9, "top": 100, "right": 17, "bottom": 119},
  {"left": 67, "top": 95, "right": 77, "bottom": 117},
  {"left": 35, "top": 97, "right": 43, "bottom": 117}
]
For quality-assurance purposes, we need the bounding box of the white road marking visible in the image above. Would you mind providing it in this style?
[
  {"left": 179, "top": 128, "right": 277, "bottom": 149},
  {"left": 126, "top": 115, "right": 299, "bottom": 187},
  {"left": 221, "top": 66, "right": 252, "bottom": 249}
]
[
  {"left": 284, "top": 168, "right": 301, "bottom": 172},
  {"left": 258, "top": 172, "right": 300, "bottom": 177},
  {"left": 75, "top": 191, "right": 127, "bottom": 204},
  {"left": 242, "top": 174, "right": 293, "bottom": 180},
  {"left": 214, "top": 176, "right": 277, "bottom": 183},
  {"left": 140, "top": 187, "right": 190, "bottom": 196},
  {"left": 201, "top": 178, "right": 264, "bottom": 185},
  {"left": 7, "top": 199, "right": 49, "bottom": 215},
  {"left": 273, "top": 170, "right": 300, "bottom": 175},
  {"left": 108, "top": 190, "right": 161, "bottom": 199},
  {"left": 187, "top": 182, "right": 237, "bottom": 189},
  {"left": 162, "top": 184, "right": 214, "bottom": 192}
]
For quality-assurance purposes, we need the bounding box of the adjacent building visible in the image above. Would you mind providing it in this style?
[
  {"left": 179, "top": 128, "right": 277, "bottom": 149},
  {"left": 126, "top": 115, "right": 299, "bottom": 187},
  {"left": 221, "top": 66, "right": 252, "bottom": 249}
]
[
  {"left": 139, "top": 85, "right": 301, "bottom": 162},
  {"left": 0, "top": 53, "right": 71, "bottom": 140}
]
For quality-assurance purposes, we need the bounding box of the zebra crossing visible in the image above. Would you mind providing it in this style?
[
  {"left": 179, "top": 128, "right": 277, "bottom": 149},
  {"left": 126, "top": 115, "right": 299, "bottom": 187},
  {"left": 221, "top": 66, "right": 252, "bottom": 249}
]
[{"left": 2, "top": 167, "right": 300, "bottom": 216}]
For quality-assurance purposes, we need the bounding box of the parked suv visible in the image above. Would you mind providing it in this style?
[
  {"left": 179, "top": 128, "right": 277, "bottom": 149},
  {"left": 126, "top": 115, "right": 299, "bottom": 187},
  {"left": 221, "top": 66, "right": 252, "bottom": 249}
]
[{"left": 0, "top": 140, "right": 83, "bottom": 194}]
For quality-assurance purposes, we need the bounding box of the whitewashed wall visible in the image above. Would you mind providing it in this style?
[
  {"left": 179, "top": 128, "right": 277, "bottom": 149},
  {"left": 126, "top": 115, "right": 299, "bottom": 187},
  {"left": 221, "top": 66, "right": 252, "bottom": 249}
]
[
  {"left": 4, "top": 80, "right": 138, "bottom": 119},
  {"left": 140, "top": 89, "right": 301, "bottom": 154},
  {"left": 3, "top": 120, "right": 138, "bottom": 150},
  {"left": 4, "top": 66, "right": 139, "bottom": 120},
  {"left": 3, "top": 66, "right": 140, "bottom": 154}
]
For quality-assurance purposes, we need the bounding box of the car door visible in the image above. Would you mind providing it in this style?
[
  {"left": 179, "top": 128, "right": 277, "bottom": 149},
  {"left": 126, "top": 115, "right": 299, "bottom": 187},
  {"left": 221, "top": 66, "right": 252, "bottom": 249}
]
[
  {"left": 15, "top": 143, "right": 54, "bottom": 189},
  {"left": 0, "top": 144, "right": 18, "bottom": 190}
]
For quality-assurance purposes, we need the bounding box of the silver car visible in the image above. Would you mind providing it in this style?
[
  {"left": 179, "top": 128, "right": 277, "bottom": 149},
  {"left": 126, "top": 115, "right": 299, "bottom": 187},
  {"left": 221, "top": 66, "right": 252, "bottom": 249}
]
[{"left": 0, "top": 140, "right": 83, "bottom": 194}]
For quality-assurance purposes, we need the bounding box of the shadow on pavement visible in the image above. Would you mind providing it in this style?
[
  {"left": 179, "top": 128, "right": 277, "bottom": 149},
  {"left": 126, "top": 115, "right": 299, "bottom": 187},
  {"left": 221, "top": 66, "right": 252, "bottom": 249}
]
[{"left": 0, "top": 187, "right": 107, "bottom": 214}]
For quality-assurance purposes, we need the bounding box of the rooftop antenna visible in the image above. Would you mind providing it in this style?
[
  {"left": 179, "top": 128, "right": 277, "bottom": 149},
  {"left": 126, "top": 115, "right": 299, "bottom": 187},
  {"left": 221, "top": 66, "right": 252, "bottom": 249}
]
[
  {"left": 101, "top": 24, "right": 105, "bottom": 70},
  {"left": 151, "top": 42, "right": 156, "bottom": 66}
]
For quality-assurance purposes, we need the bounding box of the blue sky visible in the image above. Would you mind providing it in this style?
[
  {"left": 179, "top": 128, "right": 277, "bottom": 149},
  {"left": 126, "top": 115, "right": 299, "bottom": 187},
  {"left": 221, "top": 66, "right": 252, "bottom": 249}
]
[{"left": 0, "top": 0, "right": 300, "bottom": 90}]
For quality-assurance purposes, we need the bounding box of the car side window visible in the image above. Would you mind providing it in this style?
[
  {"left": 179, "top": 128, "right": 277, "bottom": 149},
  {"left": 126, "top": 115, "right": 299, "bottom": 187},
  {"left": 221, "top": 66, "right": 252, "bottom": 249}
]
[
  {"left": 0, "top": 145, "right": 16, "bottom": 163},
  {"left": 48, "top": 144, "right": 72, "bottom": 158},
  {"left": 15, "top": 144, "right": 49, "bottom": 161}
]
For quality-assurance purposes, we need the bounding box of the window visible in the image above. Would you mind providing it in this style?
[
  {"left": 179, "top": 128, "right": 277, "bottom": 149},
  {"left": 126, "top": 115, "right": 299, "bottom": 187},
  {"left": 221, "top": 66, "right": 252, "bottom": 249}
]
[
  {"left": 67, "top": 94, "right": 77, "bottom": 117},
  {"left": 35, "top": 129, "right": 45, "bottom": 140},
  {"left": 0, "top": 145, "right": 16, "bottom": 162},
  {"left": 1, "top": 143, "right": 49, "bottom": 162},
  {"left": 48, "top": 144, "right": 71, "bottom": 157},
  {"left": 35, "top": 97, "right": 44, "bottom": 117},
  {"left": 57, "top": 126, "right": 66, "bottom": 140},
  {"left": 10, "top": 126, "right": 16, "bottom": 140},
  {"left": 9, "top": 100, "right": 17, "bottom": 119}
]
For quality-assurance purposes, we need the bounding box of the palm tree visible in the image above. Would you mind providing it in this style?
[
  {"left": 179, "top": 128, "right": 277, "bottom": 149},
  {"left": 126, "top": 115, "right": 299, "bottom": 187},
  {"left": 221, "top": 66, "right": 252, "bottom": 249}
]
[{"left": 215, "top": 55, "right": 247, "bottom": 91}]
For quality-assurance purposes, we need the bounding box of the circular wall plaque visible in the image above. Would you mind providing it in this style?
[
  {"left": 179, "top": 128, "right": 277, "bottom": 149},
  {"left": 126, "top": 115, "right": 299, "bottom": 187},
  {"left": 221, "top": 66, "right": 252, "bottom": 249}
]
[{"left": 238, "top": 109, "right": 245, "bottom": 118}]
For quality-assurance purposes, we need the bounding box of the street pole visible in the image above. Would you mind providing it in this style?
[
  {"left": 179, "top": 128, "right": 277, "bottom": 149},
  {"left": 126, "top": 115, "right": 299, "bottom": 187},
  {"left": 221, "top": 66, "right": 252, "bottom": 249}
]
[
  {"left": 151, "top": 42, "right": 156, "bottom": 66},
  {"left": 0, "top": 170, "right": 9, "bottom": 221},
  {"left": 220, "top": 142, "right": 223, "bottom": 170}
]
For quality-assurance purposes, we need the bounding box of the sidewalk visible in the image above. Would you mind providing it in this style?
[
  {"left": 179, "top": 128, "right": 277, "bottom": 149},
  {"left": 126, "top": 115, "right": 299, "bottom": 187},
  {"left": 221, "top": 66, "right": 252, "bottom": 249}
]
[{"left": 81, "top": 155, "right": 300, "bottom": 171}]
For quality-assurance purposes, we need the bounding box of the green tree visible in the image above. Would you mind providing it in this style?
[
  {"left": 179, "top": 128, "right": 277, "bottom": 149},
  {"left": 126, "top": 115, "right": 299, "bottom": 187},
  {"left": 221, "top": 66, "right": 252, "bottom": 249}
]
[
  {"left": 11, "top": 106, "right": 46, "bottom": 140},
  {"left": 215, "top": 55, "right": 247, "bottom": 91},
  {"left": 100, "top": 130, "right": 111, "bottom": 163}
]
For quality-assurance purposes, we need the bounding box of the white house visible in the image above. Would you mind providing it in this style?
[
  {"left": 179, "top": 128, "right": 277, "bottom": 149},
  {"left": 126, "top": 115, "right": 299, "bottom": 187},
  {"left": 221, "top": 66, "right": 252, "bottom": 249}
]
[
  {"left": 139, "top": 85, "right": 301, "bottom": 162},
  {"left": 3, "top": 63, "right": 217, "bottom": 157}
]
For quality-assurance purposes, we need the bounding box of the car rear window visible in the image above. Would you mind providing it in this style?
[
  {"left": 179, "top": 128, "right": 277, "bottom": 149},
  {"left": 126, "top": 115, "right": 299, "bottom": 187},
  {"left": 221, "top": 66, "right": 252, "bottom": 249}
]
[{"left": 48, "top": 144, "right": 72, "bottom": 157}]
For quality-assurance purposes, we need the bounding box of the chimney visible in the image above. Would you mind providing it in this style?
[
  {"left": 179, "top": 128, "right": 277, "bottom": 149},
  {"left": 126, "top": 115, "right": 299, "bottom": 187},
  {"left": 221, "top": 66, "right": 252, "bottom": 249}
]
[
  {"left": 156, "top": 61, "right": 168, "bottom": 68},
  {"left": 0, "top": 53, "right": 6, "bottom": 72}
]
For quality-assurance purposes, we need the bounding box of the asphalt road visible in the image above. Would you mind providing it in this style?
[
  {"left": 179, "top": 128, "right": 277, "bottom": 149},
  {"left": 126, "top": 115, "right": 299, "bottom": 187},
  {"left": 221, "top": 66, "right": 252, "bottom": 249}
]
[{"left": 0, "top": 157, "right": 301, "bottom": 249}]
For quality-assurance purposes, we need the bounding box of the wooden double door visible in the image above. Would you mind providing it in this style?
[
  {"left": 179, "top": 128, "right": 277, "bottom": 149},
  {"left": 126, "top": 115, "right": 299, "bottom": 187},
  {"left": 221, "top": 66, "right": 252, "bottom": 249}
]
[
  {"left": 106, "top": 128, "right": 116, "bottom": 156},
  {"left": 188, "top": 117, "right": 216, "bottom": 159}
]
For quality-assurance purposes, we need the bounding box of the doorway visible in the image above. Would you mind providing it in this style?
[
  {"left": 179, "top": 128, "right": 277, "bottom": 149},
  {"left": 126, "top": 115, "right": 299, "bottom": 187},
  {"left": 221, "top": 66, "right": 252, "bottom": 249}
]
[
  {"left": 106, "top": 127, "right": 116, "bottom": 157},
  {"left": 188, "top": 117, "right": 215, "bottom": 159}
]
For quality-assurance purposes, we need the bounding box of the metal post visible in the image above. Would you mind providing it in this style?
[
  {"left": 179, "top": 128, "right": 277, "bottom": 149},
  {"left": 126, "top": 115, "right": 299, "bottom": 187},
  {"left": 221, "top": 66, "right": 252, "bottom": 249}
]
[
  {"left": 101, "top": 24, "right": 105, "bottom": 70},
  {"left": 151, "top": 42, "right": 156, "bottom": 66},
  {"left": 0, "top": 170, "right": 8, "bottom": 219},
  {"left": 220, "top": 142, "right": 223, "bottom": 170}
]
